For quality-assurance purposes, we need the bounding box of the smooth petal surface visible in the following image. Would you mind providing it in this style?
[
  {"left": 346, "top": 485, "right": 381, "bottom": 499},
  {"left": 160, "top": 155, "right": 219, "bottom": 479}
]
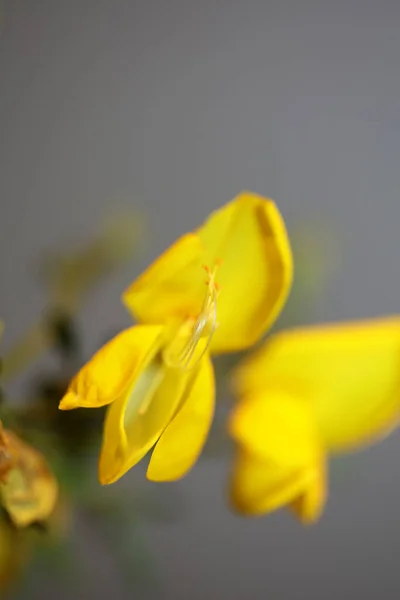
[
  {"left": 289, "top": 459, "right": 327, "bottom": 524},
  {"left": 235, "top": 316, "right": 400, "bottom": 452},
  {"left": 147, "top": 354, "right": 215, "bottom": 481},
  {"left": 59, "top": 325, "right": 163, "bottom": 409},
  {"left": 197, "top": 192, "right": 293, "bottom": 353},
  {"left": 99, "top": 362, "right": 190, "bottom": 484},
  {"left": 229, "top": 391, "right": 319, "bottom": 468},
  {"left": 230, "top": 449, "right": 315, "bottom": 517},
  {"left": 123, "top": 233, "right": 206, "bottom": 325}
]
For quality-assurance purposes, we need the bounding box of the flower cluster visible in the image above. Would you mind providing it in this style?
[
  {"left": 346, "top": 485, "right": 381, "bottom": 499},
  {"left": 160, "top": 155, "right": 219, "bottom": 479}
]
[{"left": 57, "top": 191, "right": 400, "bottom": 523}]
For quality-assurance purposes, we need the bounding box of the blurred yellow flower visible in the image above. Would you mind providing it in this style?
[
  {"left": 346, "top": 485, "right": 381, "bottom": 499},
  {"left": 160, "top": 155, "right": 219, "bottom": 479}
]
[
  {"left": 59, "top": 192, "right": 293, "bottom": 484},
  {"left": 0, "top": 422, "right": 58, "bottom": 528},
  {"left": 229, "top": 317, "right": 400, "bottom": 523}
]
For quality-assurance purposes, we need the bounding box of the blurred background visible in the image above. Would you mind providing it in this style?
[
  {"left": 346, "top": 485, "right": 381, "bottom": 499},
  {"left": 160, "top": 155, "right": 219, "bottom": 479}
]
[{"left": 1, "top": 0, "right": 400, "bottom": 598}]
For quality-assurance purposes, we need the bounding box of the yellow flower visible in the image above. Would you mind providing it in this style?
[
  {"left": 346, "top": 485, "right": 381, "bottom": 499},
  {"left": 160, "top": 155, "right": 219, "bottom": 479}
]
[
  {"left": 229, "top": 316, "right": 400, "bottom": 523},
  {"left": 59, "top": 192, "right": 293, "bottom": 484},
  {"left": 0, "top": 422, "right": 58, "bottom": 528}
]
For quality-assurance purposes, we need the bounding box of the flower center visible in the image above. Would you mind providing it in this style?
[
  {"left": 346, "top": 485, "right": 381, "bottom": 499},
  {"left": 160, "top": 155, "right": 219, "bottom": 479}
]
[{"left": 162, "top": 262, "right": 221, "bottom": 370}]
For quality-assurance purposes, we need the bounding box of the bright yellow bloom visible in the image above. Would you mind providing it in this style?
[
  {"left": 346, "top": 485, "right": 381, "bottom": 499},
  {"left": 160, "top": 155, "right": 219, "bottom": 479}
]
[
  {"left": 0, "top": 422, "right": 58, "bottom": 528},
  {"left": 59, "top": 192, "right": 293, "bottom": 484},
  {"left": 229, "top": 316, "right": 400, "bottom": 523}
]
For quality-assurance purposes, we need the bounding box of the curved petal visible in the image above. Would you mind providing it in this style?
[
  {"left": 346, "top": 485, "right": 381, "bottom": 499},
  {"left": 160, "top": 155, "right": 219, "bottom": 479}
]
[
  {"left": 122, "top": 233, "right": 206, "bottom": 325},
  {"left": 147, "top": 354, "right": 215, "bottom": 481},
  {"left": 289, "top": 459, "right": 327, "bottom": 524},
  {"left": 228, "top": 391, "right": 319, "bottom": 468},
  {"left": 59, "top": 325, "right": 163, "bottom": 410},
  {"left": 197, "top": 192, "right": 293, "bottom": 353},
  {"left": 235, "top": 316, "right": 400, "bottom": 452},
  {"left": 229, "top": 449, "right": 314, "bottom": 517},
  {"left": 229, "top": 389, "right": 322, "bottom": 518},
  {"left": 99, "top": 362, "right": 190, "bottom": 484}
]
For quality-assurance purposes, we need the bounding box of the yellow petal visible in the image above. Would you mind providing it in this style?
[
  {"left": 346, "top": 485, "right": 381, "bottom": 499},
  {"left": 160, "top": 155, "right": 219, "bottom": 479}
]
[
  {"left": 229, "top": 391, "right": 319, "bottom": 468},
  {"left": 99, "top": 361, "right": 189, "bottom": 484},
  {"left": 235, "top": 316, "right": 400, "bottom": 452},
  {"left": 229, "top": 449, "right": 315, "bottom": 517},
  {"left": 59, "top": 325, "right": 163, "bottom": 409},
  {"left": 123, "top": 233, "right": 206, "bottom": 325},
  {"left": 289, "top": 459, "right": 327, "bottom": 524},
  {"left": 147, "top": 354, "right": 215, "bottom": 481},
  {"left": 197, "top": 191, "right": 293, "bottom": 353},
  {"left": 0, "top": 431, "right": 58, "bottom": 528}
]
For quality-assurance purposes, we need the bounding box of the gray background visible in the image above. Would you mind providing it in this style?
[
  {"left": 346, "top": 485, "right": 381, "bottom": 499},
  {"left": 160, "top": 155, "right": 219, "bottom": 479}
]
[{"left": 1, "top": 1, "right": 400, "bottom": 599}]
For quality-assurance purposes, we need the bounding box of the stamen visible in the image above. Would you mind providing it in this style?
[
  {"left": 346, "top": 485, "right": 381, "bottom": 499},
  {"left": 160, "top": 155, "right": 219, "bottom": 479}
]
[
  {"left": 163, "top": 262, "right": 221, "bottom": 370},
  {"left": 123, "top": 360, "right": 165, "bottom": 429},
  {"left": 136, "top": 364, "right": 165, "bottom": 416}
]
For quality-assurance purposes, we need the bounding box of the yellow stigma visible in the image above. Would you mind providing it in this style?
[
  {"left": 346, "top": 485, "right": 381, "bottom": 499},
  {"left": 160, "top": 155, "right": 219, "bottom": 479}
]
[{"left": 163, "top": 262, "right": 220, "bottom": 370}]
